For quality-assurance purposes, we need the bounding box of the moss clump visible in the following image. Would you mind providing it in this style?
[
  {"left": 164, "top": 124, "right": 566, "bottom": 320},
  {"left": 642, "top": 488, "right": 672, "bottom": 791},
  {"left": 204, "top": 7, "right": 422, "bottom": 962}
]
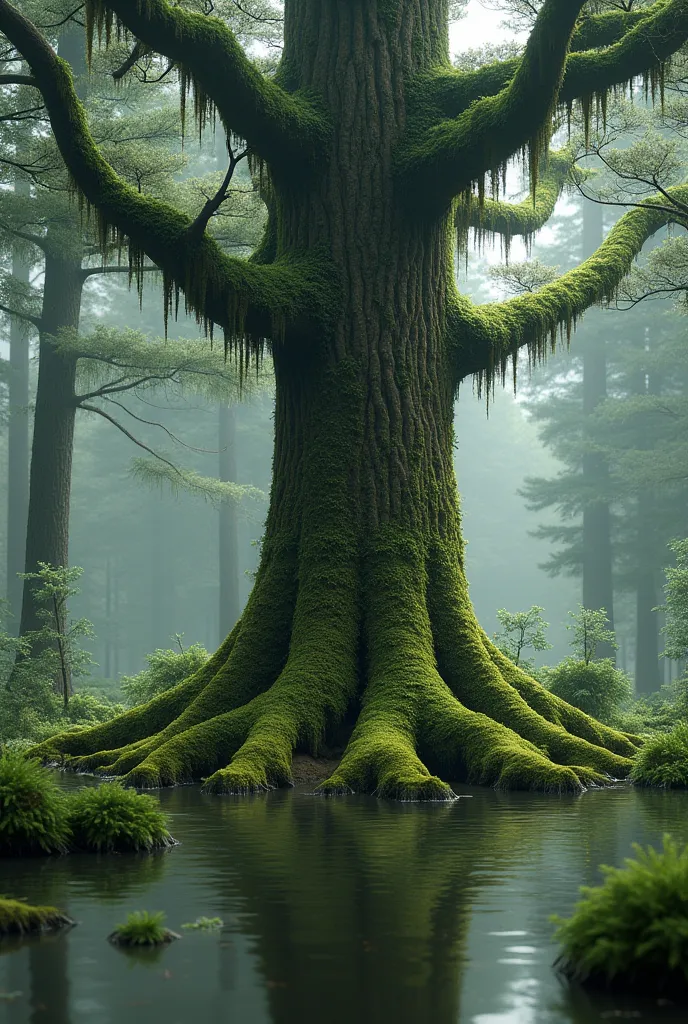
[
  {"left": 631, "top": 722, "right": 688, "bottom": 788},
  {"left": 108, "top": 910, "right": 179, "bottom": 947},
  {"left": 0, "top": 897, "right": 73, "bottom": 937},
  {"left": 0, "top": 749, "right": 70, "bottom": 856},
  {"left": 67, "top": 782, "right": 175, "bottom": 852},
  {"left": 554, "top": 835, "right": 688, "bottom": 995}
]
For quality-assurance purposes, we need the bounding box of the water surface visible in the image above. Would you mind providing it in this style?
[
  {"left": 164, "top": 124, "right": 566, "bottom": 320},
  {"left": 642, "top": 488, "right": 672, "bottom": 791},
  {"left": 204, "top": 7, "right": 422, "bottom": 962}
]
[{"left": 1, "top": 782, "right": 686, "bottom": 1024}]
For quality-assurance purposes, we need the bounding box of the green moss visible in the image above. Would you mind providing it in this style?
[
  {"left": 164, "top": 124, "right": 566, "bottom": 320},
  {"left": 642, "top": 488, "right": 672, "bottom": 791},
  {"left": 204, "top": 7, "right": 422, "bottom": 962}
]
[
  {"left": 631, "top": 723, "right": 688, "bottom": 788},
  {"left": 0, "top": 897, "right": 73, "bottom": 937},
  {"left": 554, "top": 835, "right": 688, "bottom": 995},
  {"left": 0, "top": 750, "right": 70, "bottom": 856},
  {"left": 108, "top": 910, "right": 179, "bottom": 947},
  {"left": 67, "top": 783, "right": 175, "bottom": 852}
]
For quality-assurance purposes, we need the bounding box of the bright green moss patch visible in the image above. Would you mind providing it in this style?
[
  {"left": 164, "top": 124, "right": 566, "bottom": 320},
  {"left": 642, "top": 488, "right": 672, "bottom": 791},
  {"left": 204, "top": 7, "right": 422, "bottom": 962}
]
[
  {"left": 67, "top": 782, "right": 175, "bottom": 852},
  {"left": 108, "top": 910, "right": 179, "bottom": 947},
  {"left": 0, "top": 897, "right": 73, "bottom": 937},
  {"left": 554, "top": 836, "right": 688, "bottom": 995},
  {"left": 631, "top": 723, "right": 688, "bottom": 788},
  {"left": 181, "top": 916, "right": 223, "bottom": 931},
  {"left": 0, "top": 750, "right": 70, "bottom": 856}
]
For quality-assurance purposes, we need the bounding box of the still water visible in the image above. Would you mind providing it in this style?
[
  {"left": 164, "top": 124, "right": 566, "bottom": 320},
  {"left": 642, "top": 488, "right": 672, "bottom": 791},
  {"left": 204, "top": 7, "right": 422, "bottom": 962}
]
[{"left": 1, "top": 782, "right": 686, "bottom": 1024}]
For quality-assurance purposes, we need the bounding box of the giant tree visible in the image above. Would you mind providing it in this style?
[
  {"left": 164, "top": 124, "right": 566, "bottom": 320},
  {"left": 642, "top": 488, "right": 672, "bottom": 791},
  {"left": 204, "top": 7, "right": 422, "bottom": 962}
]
[{"left": 5, "top": 0, "right": 688, "bottom": 798}]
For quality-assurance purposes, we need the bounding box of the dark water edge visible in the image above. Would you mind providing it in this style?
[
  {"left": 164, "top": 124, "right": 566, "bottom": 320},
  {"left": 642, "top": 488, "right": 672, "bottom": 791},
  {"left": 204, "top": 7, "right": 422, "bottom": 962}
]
[{"left": 1, "top": 781, "right": 686, "bottom": 1024}]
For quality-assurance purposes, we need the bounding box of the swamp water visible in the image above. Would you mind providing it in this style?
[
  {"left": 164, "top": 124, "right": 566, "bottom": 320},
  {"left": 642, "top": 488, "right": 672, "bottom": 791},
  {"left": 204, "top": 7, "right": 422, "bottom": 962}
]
[{"left": 0, "top": 782, "right": 686, "bottom": 1024}]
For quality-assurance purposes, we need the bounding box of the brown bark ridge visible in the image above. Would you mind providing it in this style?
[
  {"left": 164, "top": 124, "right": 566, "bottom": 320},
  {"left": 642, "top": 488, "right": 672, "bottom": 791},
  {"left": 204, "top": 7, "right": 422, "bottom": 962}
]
[{"left": 18, "top": 0, "right": 671, "bottom": 798}]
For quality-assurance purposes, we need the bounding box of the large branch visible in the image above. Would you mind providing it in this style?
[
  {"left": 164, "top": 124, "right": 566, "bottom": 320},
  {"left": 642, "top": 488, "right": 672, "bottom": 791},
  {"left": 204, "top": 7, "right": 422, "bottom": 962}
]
[
  {"left": 84, "top": 0, "right": 328, "bottom": 175},
  {"left": 0, "top": 0, "right": 335, "bottom": 346},
  {"left": 451, "top": 185, "right": 688, "bottom": 385},
  {"left": 399, "top": 0, "right": 585, "bottom": 215},
  {"left": 426, "top": 1, "right": 687, "bottom": 122},
  {"left": 458, "top": 149, "right": 573, "bottom": 249}
]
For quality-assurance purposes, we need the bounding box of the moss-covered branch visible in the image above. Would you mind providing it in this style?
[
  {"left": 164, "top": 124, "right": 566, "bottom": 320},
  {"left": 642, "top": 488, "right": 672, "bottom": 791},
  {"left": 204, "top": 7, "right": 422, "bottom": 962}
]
[
  {"left": 400, "top": 0, "right": 585, "bottom": 215},
  {"left": 559, "top": 0, "right": 688, "bottom": 108},
  {"left": 451, "top": 185, "right": 688, "bottom": 387},
  {"left": 84, "top": 0, "right": 328, "bottom": 175},
  {"left": 423, "top": 2, "right": 684, "bottom": 124},
  {"left": 457, "top": 148, "right": 573, "bottom": 254},
  {"left": 0, "top": 0, "right": 336, "bottom": 351}
]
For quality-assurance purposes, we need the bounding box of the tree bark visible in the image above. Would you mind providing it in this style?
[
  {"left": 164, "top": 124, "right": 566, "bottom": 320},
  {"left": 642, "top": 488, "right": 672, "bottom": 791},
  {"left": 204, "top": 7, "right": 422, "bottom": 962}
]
[
  {"left": 34, "top": 0, "right": 641, "bottom": 797},
  {"left": 581, "top": 200, "right": 615, "bottom": 660},
  {"left": 5, "top": 194, "right": 31, "bottom": 632},
  {"left": 218, "top": 403, "right": 240, "bottom": 639},
  {"left": 19, "top": 253, "right": 81, "bottom": 651}
]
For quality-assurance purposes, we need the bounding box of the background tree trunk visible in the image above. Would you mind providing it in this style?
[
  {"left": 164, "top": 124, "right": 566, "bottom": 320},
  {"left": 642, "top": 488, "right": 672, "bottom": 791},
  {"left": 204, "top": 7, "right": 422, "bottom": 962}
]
[
  {"left": 581, "top": 200, "right": 615, "bottom": 660},
  {"left": 5, "top": 185, "right": 31, "bottom": 632},
  {"left": 218, "top": 403, "right": 240, "bottom": 639}
]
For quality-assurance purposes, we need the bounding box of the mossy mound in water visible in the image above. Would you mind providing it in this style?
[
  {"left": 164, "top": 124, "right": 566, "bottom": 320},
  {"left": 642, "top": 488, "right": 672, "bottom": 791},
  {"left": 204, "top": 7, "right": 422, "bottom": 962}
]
[
  {"left": 0, "top": 749, "right": 70, "bottom": 856},
  {"left": 0, "top": 897, "right": 73, "bottom": 937},
  {"left": 631, "top": 722, "right": 688, "bottom": 788},
  {"left": 67, "top": 782, "right": 175, "bottom": 853},
  {"left": 554, "top": 835, "right": 688, "bottom": 996},
  {"left": 108, "top": 911, "right": 180, "bottom": 947}
]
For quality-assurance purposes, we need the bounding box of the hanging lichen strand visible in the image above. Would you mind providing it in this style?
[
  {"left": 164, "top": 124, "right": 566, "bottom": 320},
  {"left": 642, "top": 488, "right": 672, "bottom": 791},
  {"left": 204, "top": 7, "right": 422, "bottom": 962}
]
[{"left": 9, "top": 0, "right": 688, "bottom": 801}]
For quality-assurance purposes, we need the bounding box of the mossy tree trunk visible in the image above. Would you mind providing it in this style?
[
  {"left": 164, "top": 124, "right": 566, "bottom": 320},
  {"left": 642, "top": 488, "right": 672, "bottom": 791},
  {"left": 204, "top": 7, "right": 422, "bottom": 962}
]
[{"left": 11, "top": 0, "right": 688, "bottom": 796}]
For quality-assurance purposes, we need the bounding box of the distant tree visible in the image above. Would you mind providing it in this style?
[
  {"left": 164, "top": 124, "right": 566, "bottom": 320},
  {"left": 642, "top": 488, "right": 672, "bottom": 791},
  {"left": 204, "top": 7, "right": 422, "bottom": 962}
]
[{"left": 661, "top": 539, "right": 688, "bottom": 661}]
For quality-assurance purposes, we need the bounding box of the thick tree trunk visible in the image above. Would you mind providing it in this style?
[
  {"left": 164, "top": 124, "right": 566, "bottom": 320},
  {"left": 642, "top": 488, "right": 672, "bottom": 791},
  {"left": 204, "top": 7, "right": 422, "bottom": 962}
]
[
  {"left": 5, "top": 213, "right": 31, "bottom": 631},
  {"left": 218, "top": 403, "right": 240, "bottom": 637},
  {"left": 19, "top": 253, "right": 81, "bottom": 655},
  {"left": 581, "top": 201, "right": 615, "bottom": 660},
  {"left": 34, "top": 0, "right": 640, "bottom": 796}
]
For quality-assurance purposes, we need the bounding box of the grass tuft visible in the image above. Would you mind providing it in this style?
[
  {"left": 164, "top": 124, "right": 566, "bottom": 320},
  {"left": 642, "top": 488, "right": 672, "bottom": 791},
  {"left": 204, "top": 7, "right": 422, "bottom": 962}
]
[
  {"left": 0, "top": 897, "right": 73, "bottom": 936},
  {"left": 108, "top": 910, "right": 179, "bottom": 947},
  {"left": 554, "top": 835, "right": 688, "bottom": 995},
  {"left": 67, "top": 782, "right": 175, "bottom": 852},
  {"left": 0, "top": 749, "right": 70, "bottom": 856},
  {"left": 631, "top": 722, "right": 688, "bottom": 788}
]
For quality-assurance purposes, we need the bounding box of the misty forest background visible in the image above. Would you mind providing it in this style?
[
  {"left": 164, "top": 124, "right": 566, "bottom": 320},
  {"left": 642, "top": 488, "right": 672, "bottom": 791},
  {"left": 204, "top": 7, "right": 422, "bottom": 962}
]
[{"left": 0, "top": 2, "right": 686, "bottom": 715}]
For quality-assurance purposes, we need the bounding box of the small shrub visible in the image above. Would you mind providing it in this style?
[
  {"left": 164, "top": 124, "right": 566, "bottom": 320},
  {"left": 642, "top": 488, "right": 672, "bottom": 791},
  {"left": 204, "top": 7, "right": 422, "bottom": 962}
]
[
  {"left": 631, "top": 722, "right": 688, "bottom": 788},
  {"left": 120, "top": 639, "right": 209, "bottom": 707},
  {"left": 544, "top": 658, "right": 632, "bottom": 724},
  {"left": 67, "top": 782, "right": 175, "bottom": 853},
  {"left": 62, "top": 692, "right": 126, "bottom": 726},
  {"left": 108, "top": 910, "right": 179, "bottom": 947},
  {"left": 0, "top": 897, "right": 73, "bottom": 936},
  {"left": 0, "top": 749, "right": 70, "bottom": 855},
  {"left": 554, "top": 835, "right": 688, "bottom": 995}
]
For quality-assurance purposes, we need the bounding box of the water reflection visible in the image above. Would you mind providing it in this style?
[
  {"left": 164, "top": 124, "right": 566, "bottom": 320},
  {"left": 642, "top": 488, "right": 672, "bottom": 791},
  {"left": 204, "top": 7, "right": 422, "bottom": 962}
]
[{"left": 0, "top": 784, "right": 686, "bottom": 1024}]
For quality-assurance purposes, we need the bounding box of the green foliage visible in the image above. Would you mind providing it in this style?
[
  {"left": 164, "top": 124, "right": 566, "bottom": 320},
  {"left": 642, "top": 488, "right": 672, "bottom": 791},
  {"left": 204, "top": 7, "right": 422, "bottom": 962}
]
[
  {"left": 631, "top": 722, "right": 688, "bottom": 788},
  {"left": 566, "top": 605, "right": 618, "bottom": 665},
  {"left": 67, "top": 782, "right": 174, "bottom": 852},
  {"left": 544, "top": 658, "right": 632, "bottom": 724},
  {"left": 554, "top": 835, "right": 688, "bottom": 994},
  {"left": 108, "top": 910, "right": 178, "bottom": 947},
  {"left": 181, "top": 916, "right": 223, "bottom": 930},
  {"left": 121, "top": 638, "right": 210, "bottom": 707},
  {"left": 662, "top": 539, "right": 688, "bottom": 661},
  {"left": 493, "top": 605, "right": 552, "bottom": 669},
  {"left": 62, "top": 692, "right": 126, "bottom": 726},
  {"left": 0, "top": 749, "right": 70, "bottom": 856},
  {"left": 0, "top": 897, "right": 73, "bottom": 936}
]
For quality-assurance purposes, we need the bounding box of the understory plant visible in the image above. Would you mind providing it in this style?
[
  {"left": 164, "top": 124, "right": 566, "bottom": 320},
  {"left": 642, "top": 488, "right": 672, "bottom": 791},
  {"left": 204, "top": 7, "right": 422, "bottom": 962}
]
[
  {"left": 108, "top": 911, "right": 179, "bottom": 947},
  {"left": 0, "top": 749, "right": 70, "bottom": 856},
  {"left": 120, "top": 638, "right": 209, "bottom": 707},
  {"left": 544, "top": 658, "right": 633, "bottom": 725},
  {"left": 0, "top": 897, "right": 73, "bottom": 937},
  {"left": 67, "top": 782, "right": 175, "bottom": 853},
  {"left": 631, "top": 722, "right": 688, "bottom": 788},
  {"left": 554, "top": 835, "right": 688, "bottom": 995}
]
